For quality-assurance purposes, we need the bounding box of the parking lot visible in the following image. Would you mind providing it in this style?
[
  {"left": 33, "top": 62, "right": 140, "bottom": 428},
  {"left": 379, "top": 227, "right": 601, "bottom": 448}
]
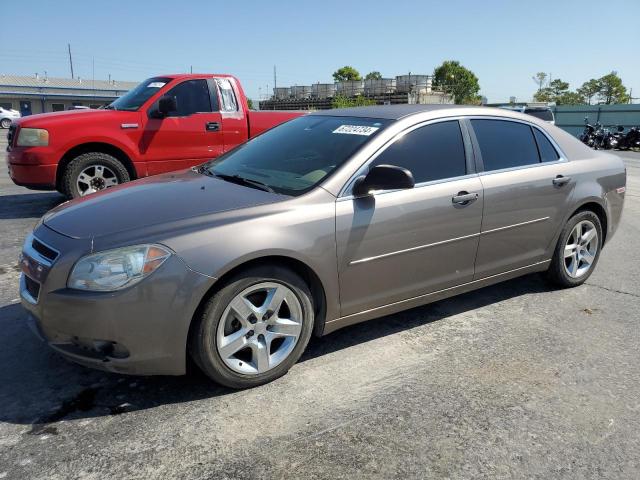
[{"left": 0, "top": 135, "right": 639, "bottom": 479}]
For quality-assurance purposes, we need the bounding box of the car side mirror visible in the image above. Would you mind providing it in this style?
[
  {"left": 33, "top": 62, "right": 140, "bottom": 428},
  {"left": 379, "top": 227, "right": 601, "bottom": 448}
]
[
  {"left": 158, "top": 96, "right": 177, "bottom": 116},
  {"left": 352, "top": 164, "right": 415, "bottom": 198}
]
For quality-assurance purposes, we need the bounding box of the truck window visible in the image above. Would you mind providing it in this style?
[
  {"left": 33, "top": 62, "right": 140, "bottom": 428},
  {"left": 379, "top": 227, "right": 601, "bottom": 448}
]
[
  {"left": 162, "top": 79, "right": 212, "bottom": 117},
  {"left": 216, "top": 78, "right": 239, "bottom": 112}
]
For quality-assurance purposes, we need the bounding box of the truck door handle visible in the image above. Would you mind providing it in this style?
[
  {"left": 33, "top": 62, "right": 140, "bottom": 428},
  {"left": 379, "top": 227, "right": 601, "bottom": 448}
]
[
  {"left": 552, "top": 175, "right": 571, "bottom": 186},
  {"left": 205, "top": 122, "right": 220, "bottom": 132},
  {"left": 452, "top": 191, "right": 479, "bottom": 205}
]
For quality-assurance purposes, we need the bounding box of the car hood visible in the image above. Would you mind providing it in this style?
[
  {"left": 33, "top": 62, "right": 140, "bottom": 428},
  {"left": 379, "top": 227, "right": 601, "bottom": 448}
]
[{"left": 43, "top": 169, "right": 285, "bottom": 239}]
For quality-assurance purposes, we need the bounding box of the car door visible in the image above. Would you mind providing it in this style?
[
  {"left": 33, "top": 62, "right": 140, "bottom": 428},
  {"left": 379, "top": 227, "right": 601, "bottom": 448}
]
[
  {"left": 468, "top": 118, "right": 575, "bottom": 279},
  {"left": 335, "top": 119, "right": 484, "bottom": 317},
  {"left": 141, "top": 78, "right": 224, "bottom": 175}
]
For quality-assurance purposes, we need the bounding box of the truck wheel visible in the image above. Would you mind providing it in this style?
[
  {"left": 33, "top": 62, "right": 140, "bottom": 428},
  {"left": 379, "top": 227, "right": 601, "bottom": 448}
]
[
  {"left": 62, "top": 152, "right": 130, "bottom": 199},
  {"left": 0, "top": 118, "right": 11, "bottom": 129},
  {"left": 189, "top": 265, "right": 315, "bottom": 389}
]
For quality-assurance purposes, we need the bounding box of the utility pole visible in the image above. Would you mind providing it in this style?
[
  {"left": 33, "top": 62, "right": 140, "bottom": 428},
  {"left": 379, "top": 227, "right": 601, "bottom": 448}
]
[
  {"left": 190, "top": 65, "right": 193, "bottom": 74},
  {"left": 68, "top": 43, "right": 75, "bottom": 79},
  {"left": 273, "top": 65, "right": 277, "bottom": 93}
]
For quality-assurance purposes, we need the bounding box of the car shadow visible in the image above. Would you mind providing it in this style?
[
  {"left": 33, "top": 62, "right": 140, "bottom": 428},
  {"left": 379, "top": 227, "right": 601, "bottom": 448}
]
[
  {"left": 0, "top": 193, "right": 63, "bottom": 220},
  {"left": 0, "top": 273, "right": 552, "bottom": 431}
]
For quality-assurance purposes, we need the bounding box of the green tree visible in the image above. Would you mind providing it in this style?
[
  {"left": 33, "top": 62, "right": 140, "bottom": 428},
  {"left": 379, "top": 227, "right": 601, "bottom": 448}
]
[
  {"left": 364, "top": 71, "right": 382, "bottom": 80},
  {"left": 433, "top": 60, "right": 481, "bottom": 104},
  {"left": 332, "top": 66, "right": 362, "bottom": 82},
  {"left": 246, "top": 98, "right": 254, "bottom": 109},
  {"left": 331, "top": 95, "right": 376, "bottom": 109},
  {"left": 534, "top": 78, "right": 570, "bottom": 103},
  {"left": 532, "top": 72, "right": 548, "bottom": 92},
  {"left": 556, "top": 91, "right": 584, "bottom": 105},
  {"left": 597, "top": 72, "right": 629, "bottom": 104},
  {"left": 577, "top": 79, "right": 601, "bottom": 105}
]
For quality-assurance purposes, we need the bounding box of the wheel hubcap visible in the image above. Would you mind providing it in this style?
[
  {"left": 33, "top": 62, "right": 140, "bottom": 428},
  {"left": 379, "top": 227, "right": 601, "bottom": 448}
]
[
  {"left": 216, "top": 282, "right": 303, "bottom": 375},
  {"left": 564, "top": 220, "right": 598, "bottom": 278},
  {"left": 77, "top": 164, "right": 119, "bottom": 196}
]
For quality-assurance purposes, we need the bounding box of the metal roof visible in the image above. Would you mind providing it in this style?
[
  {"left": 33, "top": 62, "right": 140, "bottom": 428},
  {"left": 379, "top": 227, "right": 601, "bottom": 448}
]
[{"left": 0, "top": 74, "right": 138, "bottom": 91}]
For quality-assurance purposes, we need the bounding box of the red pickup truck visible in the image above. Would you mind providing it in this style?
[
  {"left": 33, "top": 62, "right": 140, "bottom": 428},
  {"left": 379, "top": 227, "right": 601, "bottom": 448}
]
[{"left": 7, "top": 74, "right": 303, "bottom": 198}]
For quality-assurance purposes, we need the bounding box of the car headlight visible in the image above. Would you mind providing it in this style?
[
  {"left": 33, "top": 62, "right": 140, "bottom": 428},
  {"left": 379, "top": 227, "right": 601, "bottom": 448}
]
[
  {"left": 17, "top": 128, "right": 49, "bottom": 147},
  {"left": 68, "top": 244, "right": 172, "bottom": 291}
]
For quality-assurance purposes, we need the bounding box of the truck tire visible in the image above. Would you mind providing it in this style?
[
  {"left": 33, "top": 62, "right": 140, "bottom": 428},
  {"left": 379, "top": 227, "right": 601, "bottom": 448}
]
[
  {"left": 189, "top": 265, "right": 315, "bottom": 389},
  {"left": 62, "top": 152, "right": 130, "bottom": 199}
]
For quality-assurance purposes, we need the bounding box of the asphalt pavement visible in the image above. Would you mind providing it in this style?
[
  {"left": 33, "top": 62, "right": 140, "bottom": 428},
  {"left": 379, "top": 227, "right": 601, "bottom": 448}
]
[{"left": 1, "top": 136, "right": 639, "bottom": 479}]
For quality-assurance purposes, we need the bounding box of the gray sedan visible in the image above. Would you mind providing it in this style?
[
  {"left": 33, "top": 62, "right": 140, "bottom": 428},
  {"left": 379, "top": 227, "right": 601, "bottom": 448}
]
[{"left": 19, "top": 105, "right": 626, "bottom": 388}]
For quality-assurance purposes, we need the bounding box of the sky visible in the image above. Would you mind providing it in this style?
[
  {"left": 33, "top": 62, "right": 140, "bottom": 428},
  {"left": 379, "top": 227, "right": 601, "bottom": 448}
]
[{"left": 3, "top": 0, "right": 640, "bottom": 103}]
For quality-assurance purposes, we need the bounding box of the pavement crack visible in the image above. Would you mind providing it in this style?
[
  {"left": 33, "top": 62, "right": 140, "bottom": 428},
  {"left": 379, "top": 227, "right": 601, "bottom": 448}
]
[{"left": 585, "top": 282, "right": 640, "bottom": 298}]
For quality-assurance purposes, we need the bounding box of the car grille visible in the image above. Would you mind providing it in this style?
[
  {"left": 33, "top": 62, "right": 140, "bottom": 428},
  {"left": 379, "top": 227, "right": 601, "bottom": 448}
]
[
  {"left": 7, "top": 124, "right": 16, "bottom": 148},
  {"left": 24, "top": 275, "right": 41, "bottom": 302},
  {"left": 32, "top": 237, "right": 59, "bottom": 263}
]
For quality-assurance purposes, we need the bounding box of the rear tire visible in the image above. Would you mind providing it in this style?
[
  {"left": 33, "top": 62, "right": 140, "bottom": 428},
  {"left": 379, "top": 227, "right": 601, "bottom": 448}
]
[
  {"left": 546, "top": 210, "right": 602, "bottom": 288},
  {"left": 189, "top": 265, "right": 314, "bottom": 389},
  {"left": 0, "top": 118, "right": 11, "bottom": 129},
  {"left": 62, "top": 152, "right": 130, "bottom": 199}
]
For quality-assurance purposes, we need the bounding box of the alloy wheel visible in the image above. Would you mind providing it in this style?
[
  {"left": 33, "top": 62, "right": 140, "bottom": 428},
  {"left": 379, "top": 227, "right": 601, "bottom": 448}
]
[
  {"left": 77, "top": 164, "right": 119, "bottom": 196},
  {"left": 216, "top": 281, "right": 303, "bottom": 375},
  {"left": 563, "top": 220, "right": 598, "bottom": 278}
]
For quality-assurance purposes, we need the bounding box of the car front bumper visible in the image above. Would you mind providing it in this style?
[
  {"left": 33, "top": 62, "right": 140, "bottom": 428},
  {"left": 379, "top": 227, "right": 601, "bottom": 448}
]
[{"left": 19, "top": 225, "right": 214, "bottom": 376}]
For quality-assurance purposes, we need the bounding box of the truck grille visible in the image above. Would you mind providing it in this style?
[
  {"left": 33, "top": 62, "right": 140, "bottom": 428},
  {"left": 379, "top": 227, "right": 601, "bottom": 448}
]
[{"left": 7, "top": 124, "right": 16, "bottom": 149}]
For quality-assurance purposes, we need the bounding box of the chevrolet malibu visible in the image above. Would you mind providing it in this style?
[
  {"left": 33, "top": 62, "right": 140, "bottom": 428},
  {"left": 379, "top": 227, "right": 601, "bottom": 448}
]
[{"left": 20, "top": 105, "right": 626, "bottom": 389}]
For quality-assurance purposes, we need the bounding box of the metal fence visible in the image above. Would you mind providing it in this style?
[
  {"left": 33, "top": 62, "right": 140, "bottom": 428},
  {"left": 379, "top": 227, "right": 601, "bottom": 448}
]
[{"left": 552, "top": 104, "right": 640, "bottom": 137}]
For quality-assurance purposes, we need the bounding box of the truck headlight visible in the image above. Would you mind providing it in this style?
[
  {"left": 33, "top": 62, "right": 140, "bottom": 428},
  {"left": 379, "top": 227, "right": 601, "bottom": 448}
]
[
  {"left": 68, "top": 244, "right": 172, "bottom": 291},
  {"left": 17, "top": 128, "right": 49, "bottom": 147}
]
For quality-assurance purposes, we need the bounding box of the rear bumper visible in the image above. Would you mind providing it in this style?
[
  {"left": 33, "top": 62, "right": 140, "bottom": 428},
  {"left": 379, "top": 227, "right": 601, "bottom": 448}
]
[{"left": 8, "top": 147, "right": 58, "bottom": 189}]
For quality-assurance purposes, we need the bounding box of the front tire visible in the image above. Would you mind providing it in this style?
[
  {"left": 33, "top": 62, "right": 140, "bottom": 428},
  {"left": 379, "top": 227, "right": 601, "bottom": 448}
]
[
  {"left": 62, "top": 152, "right": 130, "bottom": 199},
  {"left": 189, "top": 265, "right": 315, "bottom": 389},
  {"left": 547, "top": 210, "right": 602, "bottom": 287}
]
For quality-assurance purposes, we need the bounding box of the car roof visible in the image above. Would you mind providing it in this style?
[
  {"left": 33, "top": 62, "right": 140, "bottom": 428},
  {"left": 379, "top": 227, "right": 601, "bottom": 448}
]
[{"left": 309, "top": 104, "right": 467, "bottom": 120}]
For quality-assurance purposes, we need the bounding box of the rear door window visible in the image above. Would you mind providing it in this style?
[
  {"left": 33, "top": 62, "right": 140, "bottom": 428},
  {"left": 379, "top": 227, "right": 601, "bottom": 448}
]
[
  {"left": 471, "top": 119, "right": 540, "bottom": 171},
  {"left": 371, "top": 120, "right": 467, "bottom": 183},
  {"left": 216, "top": 78, "right": 239, "bottom": 112}
]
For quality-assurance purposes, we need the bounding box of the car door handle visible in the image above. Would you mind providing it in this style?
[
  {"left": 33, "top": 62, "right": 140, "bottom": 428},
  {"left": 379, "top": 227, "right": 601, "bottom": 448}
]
[
  {"left": 552, "top": 175, "right": 571, "bottom": 186},
  {"left": 452, "top": 191, "right": 479, "bottom": 205},
  {"left": 205, "top": 122, "right": 220, "bottom": 132}
]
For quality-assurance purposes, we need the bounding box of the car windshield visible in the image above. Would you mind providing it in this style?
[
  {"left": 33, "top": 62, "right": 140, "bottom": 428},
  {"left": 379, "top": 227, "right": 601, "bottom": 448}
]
[
  {"left": 108, "top": 77, "right": 171, "bottom": 111},
  {"left": 205, "top": 115, "right": 391, "bottom": 196},
  {"left": 525, "top": 108, "right": 554, "bottom": 121}
]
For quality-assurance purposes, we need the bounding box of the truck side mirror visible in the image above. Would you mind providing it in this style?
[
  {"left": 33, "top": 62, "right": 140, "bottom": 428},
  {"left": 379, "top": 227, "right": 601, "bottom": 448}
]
[{"left": 158, "top": 96, "right": 177, "bottom": 116}]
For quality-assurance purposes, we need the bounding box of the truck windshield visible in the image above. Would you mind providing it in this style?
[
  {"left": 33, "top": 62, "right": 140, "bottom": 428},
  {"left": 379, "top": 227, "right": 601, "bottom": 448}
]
[
  {"left": 108, "top": 77, "right": 171, "bottom": 111},
  {"left": 205, "top": 115, "right": 391, "bottom": 196}
]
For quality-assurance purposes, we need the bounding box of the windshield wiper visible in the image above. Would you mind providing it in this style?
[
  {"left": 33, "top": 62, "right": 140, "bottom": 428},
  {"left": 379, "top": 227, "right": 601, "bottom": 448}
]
[
  {"left": 103, "top": 104, "right": 117, "bottom": 110},
  {"left": 207, "top": 171, "right": 276, "bottom": 193}
]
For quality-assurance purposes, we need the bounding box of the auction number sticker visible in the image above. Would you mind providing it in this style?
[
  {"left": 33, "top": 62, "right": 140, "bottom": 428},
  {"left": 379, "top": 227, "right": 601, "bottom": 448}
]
[{"left": 333, "top": 125, "right": 379, "bottom": 136}]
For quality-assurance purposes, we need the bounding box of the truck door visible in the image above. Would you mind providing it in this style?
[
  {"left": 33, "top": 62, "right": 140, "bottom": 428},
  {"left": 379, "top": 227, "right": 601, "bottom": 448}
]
[{"left": 141, "top": 78, "right": 224, "bottom": 175}]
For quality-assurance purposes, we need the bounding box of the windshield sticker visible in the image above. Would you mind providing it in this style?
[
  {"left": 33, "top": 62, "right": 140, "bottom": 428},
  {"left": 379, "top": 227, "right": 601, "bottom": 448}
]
[
  {"left": 148, "top": 82, "right": 166, "bottom": 88},
  {"left": 333, "top": 125, "right": 379, "bottom": 136}
]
